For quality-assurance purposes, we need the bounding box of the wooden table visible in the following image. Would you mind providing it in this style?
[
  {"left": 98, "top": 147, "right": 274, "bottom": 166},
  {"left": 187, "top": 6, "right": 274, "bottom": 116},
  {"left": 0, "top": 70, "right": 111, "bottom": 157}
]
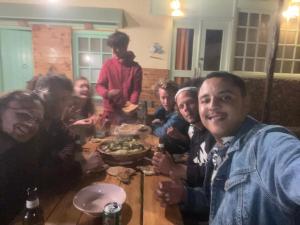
[{"left": 12, "top": 135, "right": 183, "bottom": 225}]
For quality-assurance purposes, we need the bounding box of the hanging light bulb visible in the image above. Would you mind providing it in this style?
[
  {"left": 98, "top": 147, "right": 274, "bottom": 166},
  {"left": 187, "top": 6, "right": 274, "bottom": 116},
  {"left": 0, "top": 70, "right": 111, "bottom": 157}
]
[
  {"left": 170, "top": 0, "right": 183, "bottom": 17},
  {"left": 170, "top": 0, "right": 181, "bottom": 10},
  {"left": 48, "top": 0, "right": 59, "bottom": 3},
  {"left": 172, "top": 9, "right": 183, "bottom": 17}
]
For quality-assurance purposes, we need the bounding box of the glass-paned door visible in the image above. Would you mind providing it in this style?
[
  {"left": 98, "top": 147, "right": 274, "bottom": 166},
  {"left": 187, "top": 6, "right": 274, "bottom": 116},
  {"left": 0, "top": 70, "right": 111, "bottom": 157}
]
[
  {"left": 198, "top": 21, "right": 228, "bottom": 76},
  {"left": 202, "top": 29, "right": 223, "bottom": 71},
  {"left": 73, "top": 31, "right": 113, "bottom": 93},
  {"left": 171, "top": 22, "right": 200, "bottom": 78},
  {"left": 171, "top": 21, "right": 229, "bottom": 78}
]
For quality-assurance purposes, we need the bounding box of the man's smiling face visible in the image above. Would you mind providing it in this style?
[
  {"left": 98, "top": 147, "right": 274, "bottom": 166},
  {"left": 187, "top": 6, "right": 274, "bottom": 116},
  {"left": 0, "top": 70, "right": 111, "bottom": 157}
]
[
  {"left": 176, "top": 90, "right": 199, "bottom": 124},
  {"left": 198, "top": 77, "right": 247, "bottom": 140}
]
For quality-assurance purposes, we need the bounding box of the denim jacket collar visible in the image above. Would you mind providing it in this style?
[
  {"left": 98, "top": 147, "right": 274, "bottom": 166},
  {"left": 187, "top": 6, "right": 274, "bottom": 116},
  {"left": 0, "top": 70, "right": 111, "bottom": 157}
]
[{"left": 226, "top": 116, "right": 259, "bottom": 155}]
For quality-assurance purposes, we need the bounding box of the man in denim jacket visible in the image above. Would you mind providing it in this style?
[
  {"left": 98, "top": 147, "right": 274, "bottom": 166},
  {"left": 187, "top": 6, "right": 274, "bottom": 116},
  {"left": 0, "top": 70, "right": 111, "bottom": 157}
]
[{"left": 196, "top": 71, "right": 300, "bottom": 225}]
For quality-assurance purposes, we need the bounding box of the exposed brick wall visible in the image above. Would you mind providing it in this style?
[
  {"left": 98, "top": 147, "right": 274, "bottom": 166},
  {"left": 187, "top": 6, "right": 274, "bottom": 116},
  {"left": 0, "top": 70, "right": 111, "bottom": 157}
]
[
  {"left": 140, "top": 68, "right": 169, "bottom": 108},
  {"left": 32, "top": 25, "right": 73, "bottom": 79}
]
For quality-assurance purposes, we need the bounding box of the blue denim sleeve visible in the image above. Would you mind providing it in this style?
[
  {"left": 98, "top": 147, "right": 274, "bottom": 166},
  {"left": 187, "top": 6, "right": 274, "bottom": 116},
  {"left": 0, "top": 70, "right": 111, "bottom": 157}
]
[
  {"left": 257, "top": 128, "right": 300, "bottom": 209},
  {"left": 180, "top": 186, "right": 210, "bottom": 213},
  {"left": 153, "top": 113, "right": 186, "bottom": 138}
]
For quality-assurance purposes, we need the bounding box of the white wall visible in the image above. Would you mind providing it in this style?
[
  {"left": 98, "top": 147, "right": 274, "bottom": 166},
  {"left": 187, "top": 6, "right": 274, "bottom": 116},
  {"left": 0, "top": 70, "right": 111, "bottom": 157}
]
[
  {"left": 0, "top": 0, "right": 279, "bottom": 71},
  {"left": 0, "top": 0, "right": 174, "bottom": 69},
  {"left": 151, "top": 0, "right": 277, "bottom": 17}
]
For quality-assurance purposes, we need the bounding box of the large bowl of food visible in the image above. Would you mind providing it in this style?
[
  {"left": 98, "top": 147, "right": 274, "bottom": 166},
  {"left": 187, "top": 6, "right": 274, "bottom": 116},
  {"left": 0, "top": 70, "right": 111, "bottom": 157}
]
[{"left": 97, "top": 137, "right": 151, "bottom": 165}]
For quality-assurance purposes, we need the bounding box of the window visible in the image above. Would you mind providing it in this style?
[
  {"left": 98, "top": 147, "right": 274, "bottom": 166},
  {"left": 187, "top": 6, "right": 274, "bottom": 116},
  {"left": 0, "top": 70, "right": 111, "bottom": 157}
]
[
  {"left": 203, "top": 29, "right": 223, "bottom": 71},
  {"left": 73, "top": 31, "right": 113, "bottom": 93},
  {"left": 233, "top": 12, "right": 271, "bottom": 72},
  {"left": 275, "top": 17, "right": 300, "bottom": 74}
]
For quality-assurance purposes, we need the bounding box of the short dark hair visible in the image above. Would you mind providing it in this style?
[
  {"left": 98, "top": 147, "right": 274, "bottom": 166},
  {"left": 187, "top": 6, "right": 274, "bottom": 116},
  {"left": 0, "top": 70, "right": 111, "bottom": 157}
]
[
  {"left": 107, "top": 31, "right": 130, "bottom": 48},
  {"left": 205, "top": 71, "right": 247, "bottom": 97}
]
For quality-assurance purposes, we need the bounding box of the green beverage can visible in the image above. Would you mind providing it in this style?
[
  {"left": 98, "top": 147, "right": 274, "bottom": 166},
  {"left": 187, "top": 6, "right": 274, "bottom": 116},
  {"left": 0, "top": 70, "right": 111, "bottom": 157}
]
[{"left": 102, "top": 202, "right": 122, "bottom": 225}]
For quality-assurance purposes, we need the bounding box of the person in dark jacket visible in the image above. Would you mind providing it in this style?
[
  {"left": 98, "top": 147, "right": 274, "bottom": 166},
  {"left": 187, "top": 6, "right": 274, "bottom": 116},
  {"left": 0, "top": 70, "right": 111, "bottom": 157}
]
[
  {"left": 31, "top": 73, "right": 82, "bottom": 188},
  {"left": 0, "top": 90, "right": 44, "bottom": 225},
  {"left": 29, "top": 72, "right": 105, "bottom": 183},
  {"left": 153, "top": 86, "right": 215, "bottom": 224},
  {"left": 152, "top": 79, "right": 190, "bottom": 154}
]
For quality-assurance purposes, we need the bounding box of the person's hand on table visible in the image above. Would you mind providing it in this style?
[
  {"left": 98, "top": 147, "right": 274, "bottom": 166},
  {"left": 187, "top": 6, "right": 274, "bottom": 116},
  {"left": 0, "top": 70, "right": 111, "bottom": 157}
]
[
  {"left": 152, "top": 151, "right": 175, "bottom": 176},
  {"left": 155, "top": 180, "right": 187, "bottom": 206}
]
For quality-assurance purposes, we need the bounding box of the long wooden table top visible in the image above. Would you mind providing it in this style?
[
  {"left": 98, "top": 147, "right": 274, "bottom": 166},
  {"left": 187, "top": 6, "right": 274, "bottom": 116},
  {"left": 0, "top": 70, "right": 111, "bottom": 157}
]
[{"left": 12, "top": 135, "right": 183, "bottom": 225}]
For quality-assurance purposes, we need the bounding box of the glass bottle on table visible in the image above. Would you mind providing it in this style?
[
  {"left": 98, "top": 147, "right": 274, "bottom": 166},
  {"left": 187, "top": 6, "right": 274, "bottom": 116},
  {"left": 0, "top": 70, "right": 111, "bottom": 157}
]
[
  {"left": 95, "top": 116, "right": 111, "bottom": 138},
  {"left": 23, "top": 187, "right": 44, "bottom": 225},
  {"left": 137, "top": 100, "right": 147, "bottom": 124},
  {"left": 157, "top": 137, "right": 165, "bottom": 153},
  {"left": 102, "top": 117, "right": 111, "bottom": 136}
]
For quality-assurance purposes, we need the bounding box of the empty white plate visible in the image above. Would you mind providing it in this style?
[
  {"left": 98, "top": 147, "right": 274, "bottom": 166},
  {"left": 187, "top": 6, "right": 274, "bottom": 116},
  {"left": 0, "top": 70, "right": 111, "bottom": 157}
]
[{"left": 73, "top": 183, "right": 126, "bottom": 217}]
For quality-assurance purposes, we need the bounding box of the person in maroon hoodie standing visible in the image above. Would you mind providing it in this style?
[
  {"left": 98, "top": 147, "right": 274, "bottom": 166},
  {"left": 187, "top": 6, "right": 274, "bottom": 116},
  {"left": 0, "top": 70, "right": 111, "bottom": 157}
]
[{"left": 96, "top": 31, "right": 143, "bottom": 125}]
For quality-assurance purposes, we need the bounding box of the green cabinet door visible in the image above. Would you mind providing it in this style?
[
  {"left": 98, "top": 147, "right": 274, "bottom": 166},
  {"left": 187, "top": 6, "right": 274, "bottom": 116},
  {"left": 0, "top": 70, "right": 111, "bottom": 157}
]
[{"left": 0, "top": 29, "right": 33, "bottom": 92}]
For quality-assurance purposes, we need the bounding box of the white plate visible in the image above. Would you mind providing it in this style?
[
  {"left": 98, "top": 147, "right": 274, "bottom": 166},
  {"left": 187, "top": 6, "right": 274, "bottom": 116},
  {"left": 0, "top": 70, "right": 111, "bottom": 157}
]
[
  {"left": 113, "top": 123, "right": 152, "bottom": 136},
  {"left": 73, "top": 183, "right": 126, "bottom": 217}
]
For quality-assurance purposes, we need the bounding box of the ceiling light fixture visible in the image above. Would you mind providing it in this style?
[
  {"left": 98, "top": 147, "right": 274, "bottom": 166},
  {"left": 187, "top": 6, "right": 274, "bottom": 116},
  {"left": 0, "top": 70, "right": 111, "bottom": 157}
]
[
  {"left": 172, "top": 9, "right": 183, "bottom": 17},
  {"left": 170, "top": 0, "right": 183, "bottom": 17},
  {"left": 170, "top": 0, "right": 181, "bottom": 10},
  {"left": 48, "top": 0, "right": 59, "bottom": 4}
]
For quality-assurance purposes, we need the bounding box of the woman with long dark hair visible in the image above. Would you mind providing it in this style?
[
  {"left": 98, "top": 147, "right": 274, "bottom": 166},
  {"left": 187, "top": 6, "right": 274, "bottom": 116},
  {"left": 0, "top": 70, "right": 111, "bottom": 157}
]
[{"left": 0, "top": 90, "right": 44, "bottom": 225}]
